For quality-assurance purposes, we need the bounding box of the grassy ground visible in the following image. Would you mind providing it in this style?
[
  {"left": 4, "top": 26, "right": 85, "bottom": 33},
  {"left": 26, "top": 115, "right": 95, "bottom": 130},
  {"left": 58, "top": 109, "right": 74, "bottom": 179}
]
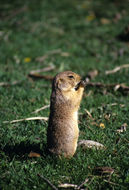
[{"left": 0, "top": 0, "right": 129, "bottom": 189}]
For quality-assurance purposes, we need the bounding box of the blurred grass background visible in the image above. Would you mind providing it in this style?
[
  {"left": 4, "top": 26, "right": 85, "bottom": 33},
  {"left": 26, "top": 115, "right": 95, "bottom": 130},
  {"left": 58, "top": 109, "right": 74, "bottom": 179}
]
[{"left": 0, "top": 0, "right": 129, "bottom": 189}]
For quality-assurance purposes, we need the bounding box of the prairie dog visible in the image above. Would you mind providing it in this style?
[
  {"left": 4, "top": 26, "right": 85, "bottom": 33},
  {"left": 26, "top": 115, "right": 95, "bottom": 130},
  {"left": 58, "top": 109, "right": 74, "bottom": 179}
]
[{"left": 47, "top": 71, "right": 84, "bottom": 158}]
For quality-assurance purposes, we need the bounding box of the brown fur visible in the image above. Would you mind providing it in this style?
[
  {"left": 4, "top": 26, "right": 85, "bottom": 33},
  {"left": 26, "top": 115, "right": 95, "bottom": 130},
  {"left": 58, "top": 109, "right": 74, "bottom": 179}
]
[{"left": 47, "top": 71, "right": 84, "bottom": 158}]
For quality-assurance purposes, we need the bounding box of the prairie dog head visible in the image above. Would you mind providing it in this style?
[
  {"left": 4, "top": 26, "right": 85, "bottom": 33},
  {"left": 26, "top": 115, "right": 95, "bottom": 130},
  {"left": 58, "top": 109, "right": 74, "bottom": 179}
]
[
  {"left": 53, "top": 71, "right": 82, "bottom": 91},
  {"left": 52, "top": 71, "right": 84, "bottom": 102}
]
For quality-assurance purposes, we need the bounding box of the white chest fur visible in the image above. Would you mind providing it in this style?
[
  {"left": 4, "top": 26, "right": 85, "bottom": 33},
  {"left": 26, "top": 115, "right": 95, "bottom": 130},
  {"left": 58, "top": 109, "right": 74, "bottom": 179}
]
[{"left": 73, "top": 111, "right": 78, "bottom": 121}]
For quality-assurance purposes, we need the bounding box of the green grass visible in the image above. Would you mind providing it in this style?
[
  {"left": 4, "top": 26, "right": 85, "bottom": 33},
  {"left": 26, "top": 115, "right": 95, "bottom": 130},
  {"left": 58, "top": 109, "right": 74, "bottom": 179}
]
[{"left": 0, "top": 0, "right": 129, "bottom": 189}]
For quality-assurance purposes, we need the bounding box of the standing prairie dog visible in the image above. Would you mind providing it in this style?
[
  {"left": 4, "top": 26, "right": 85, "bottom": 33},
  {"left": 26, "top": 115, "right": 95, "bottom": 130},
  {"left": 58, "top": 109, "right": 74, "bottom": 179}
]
[{"left": 47, "top": 71, "right": 85, "bottom": 158}]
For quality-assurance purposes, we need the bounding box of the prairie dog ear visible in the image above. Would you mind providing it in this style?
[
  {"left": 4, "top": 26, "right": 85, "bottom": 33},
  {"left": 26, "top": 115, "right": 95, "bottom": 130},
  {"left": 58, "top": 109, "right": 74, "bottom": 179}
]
[{"left": 57, "top": 79, "right": 68, "bottom": 91}]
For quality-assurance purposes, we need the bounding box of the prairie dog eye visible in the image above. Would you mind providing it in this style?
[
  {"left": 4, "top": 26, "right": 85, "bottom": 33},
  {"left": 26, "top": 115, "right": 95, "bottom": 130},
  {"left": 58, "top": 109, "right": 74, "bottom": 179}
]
[{"left": 68, "top": 75, "right": 74, "bottom": 79}]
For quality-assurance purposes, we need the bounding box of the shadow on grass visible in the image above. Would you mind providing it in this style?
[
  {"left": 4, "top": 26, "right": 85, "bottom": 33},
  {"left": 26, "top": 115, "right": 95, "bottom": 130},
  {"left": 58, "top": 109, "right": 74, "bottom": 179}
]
[{"left": 1, "top": 141, "right": 49, "bottom": 160}]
